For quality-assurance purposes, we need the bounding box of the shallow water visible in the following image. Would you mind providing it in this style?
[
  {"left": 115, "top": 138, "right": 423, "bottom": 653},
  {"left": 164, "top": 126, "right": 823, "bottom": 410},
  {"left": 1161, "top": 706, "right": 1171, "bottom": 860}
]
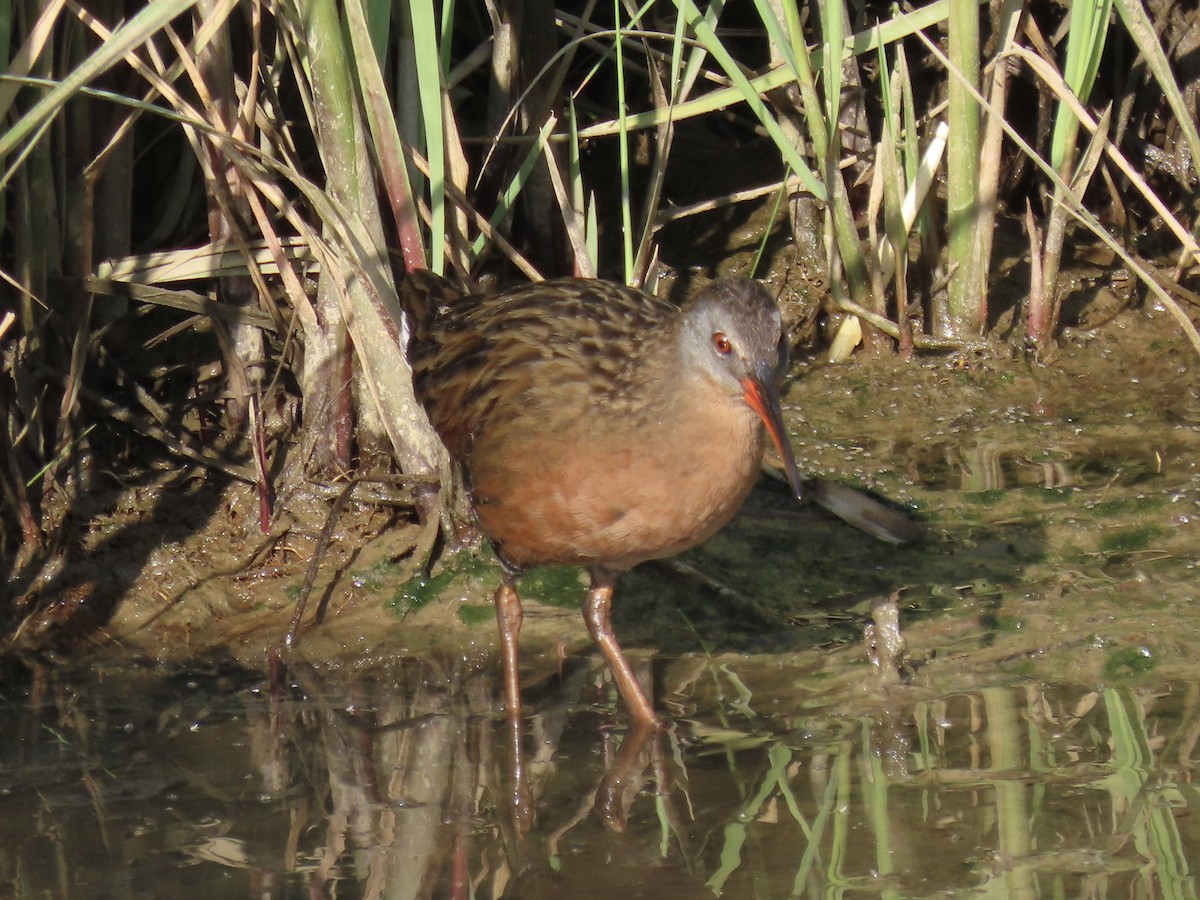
[
  {"left": 3, "top": 322, "right": 1199, "bottom": 898},
  {"left": 2, "top": 651, "right": 1198, "bottom": 898}
]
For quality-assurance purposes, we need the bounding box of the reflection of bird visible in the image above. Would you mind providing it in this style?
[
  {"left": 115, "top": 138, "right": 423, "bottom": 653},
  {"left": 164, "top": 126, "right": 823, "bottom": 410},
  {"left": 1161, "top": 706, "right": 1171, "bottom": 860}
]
[{"left": 406, "top": 273, "right": 804, "bottom": 726}]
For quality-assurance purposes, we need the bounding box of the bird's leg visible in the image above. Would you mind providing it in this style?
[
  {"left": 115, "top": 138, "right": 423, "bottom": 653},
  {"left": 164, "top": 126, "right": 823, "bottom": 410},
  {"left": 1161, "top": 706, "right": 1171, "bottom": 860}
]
[
  {"left": 494, "top": 579, "right": 533, "bottom": 833},
  {"left": 583, "top": 573, "right": 660, "bottom": 726},
  {"left": 494, "top": 580, "right": 525, "bottom": 719},
  {"left": 494, "top": 578, "right": 528, "bottom": 723}
]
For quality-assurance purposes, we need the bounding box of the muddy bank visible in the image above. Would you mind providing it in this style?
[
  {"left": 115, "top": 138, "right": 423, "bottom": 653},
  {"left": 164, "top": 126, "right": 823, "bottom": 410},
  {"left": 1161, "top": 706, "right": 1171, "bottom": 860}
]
[{"left": 5, "top": 302, "right": 1189, "bottom": 701}]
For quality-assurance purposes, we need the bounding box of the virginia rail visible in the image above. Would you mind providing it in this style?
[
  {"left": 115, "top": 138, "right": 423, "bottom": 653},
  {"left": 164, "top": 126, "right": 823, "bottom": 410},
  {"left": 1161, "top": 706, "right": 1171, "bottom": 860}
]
[{"left": 406, "top": 274, "right": 804, "bottom": 725}]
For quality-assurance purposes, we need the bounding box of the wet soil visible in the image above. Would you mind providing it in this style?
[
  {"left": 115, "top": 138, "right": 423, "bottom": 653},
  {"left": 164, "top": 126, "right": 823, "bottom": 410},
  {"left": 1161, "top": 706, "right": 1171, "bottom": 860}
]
[{"left": 2, "top": 301, "right": 1198, "bottom": 898}]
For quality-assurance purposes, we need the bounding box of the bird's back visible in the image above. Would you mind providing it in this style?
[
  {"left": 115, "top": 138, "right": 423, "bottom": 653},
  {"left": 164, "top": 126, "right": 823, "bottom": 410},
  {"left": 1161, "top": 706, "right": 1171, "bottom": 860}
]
[{"left": 405, "top": 274, "right": 680, "bottom": 460}]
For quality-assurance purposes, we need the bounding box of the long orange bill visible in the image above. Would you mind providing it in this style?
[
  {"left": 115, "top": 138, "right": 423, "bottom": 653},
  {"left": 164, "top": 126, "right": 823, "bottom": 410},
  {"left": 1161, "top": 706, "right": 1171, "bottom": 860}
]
[{"left": 742, "top": 367, "right": 805, "bottom": 501}]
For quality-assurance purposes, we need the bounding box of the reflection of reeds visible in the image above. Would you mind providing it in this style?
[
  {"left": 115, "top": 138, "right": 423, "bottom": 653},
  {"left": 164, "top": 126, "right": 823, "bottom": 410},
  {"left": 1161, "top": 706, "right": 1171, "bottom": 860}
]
[
  {"left": 1103, "top": 687, "right": 1194, "bottom": 898},
  {"left": 282, "top": 659, "right": 514, "bottom": 897},
  {"left": 676, "top": 676, "right": 1200, "bottom": 897},
  {"left": 1, "top": 657, "right": 1198, "bottom": 895}
]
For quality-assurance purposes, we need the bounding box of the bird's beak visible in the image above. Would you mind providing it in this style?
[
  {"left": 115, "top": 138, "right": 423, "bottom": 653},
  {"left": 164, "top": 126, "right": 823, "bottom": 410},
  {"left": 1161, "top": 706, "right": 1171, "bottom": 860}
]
[{"left": 741, "top": 366, "right": 804, "bottom": 501}]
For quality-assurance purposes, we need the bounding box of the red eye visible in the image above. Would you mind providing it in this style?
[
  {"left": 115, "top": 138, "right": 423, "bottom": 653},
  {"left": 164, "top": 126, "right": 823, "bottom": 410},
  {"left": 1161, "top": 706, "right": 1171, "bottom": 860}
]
[{"left": 712, "top": 332, "right": 732, "bottom": 354}]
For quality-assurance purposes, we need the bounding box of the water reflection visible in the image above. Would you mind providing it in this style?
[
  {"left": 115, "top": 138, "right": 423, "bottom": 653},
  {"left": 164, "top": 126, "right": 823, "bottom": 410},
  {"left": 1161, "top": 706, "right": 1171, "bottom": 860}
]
[
  {"left": 893, "top": 436, "right": 1170, "bottom": 493},
  {"left": 0, "top": 652, "right": 1197, "bottom": 898}
]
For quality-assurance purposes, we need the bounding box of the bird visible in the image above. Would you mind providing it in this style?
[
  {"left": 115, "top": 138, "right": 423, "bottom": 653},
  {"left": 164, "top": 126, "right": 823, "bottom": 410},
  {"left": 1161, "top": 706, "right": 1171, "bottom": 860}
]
[{"left": 404, "top": 272, "right": 805, "bottom": 726}]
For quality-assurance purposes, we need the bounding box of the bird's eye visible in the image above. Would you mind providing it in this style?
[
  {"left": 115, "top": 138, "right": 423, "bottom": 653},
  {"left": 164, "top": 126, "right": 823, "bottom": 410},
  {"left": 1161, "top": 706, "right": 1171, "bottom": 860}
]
[{"left": 712, "top": 332, "right": 732, "bottom": 355}]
